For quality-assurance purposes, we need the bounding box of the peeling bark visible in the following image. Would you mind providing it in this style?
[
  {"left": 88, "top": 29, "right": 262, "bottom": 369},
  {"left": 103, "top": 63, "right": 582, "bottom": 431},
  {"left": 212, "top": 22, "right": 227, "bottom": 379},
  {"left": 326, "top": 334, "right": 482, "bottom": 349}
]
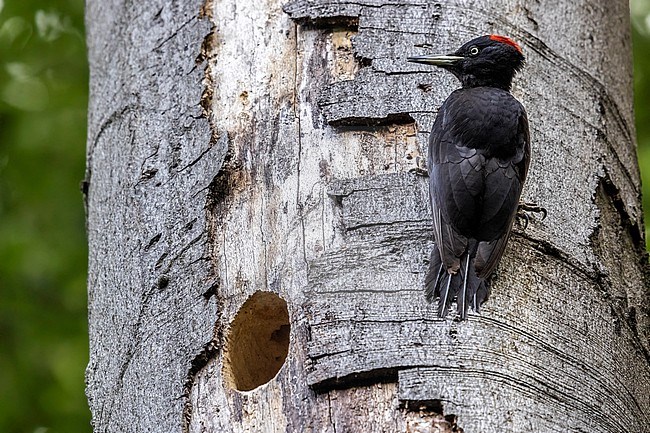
[{"left": 86, "top": 0, "right": 649, "bottom": 432}]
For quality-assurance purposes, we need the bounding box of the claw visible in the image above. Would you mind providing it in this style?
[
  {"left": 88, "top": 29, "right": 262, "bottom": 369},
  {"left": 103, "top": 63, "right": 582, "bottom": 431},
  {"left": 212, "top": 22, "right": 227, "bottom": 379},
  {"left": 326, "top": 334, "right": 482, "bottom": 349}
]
[
  {"left": 518, "top": 201, "right": 547, "bottom": 220},
  {"left": 516, "top": 211, "right": 530, "bottom": 230},
  {"left": 516, "top": 201, "right": 547, "bottom": 229},
  {"left": 409, "top": 155, "right": 429, "bottom": 177},
  {"left": 409, "top": 166, "right": 429, "bottom": 176}
]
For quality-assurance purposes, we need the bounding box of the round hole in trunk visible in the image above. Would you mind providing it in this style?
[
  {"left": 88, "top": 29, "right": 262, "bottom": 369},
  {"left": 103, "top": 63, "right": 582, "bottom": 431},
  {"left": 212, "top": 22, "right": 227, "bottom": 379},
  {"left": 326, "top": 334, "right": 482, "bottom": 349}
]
[{"left": 223, "top": 291, "right": 290, "bottom": 391}]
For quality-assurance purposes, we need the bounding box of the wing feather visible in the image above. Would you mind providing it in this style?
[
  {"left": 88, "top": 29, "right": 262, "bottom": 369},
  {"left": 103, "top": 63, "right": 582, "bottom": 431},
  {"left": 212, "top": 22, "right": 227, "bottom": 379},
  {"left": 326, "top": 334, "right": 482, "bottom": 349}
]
[{"left": 474, "top": 108, "right": 530, "bottom": 277}]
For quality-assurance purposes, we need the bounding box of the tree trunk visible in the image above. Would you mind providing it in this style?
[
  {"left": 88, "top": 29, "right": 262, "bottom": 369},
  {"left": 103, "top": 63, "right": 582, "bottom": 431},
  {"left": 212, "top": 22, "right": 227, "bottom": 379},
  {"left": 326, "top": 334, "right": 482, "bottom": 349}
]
[{"left": 85, "top": 0, "right": 650, "bottom": 432}]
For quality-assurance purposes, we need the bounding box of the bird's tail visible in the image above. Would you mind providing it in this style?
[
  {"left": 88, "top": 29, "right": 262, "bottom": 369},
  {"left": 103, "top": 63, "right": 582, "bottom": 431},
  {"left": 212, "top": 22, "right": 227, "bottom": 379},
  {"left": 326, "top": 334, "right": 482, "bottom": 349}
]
[{"left": 424, "top": 244, "right": 489, "bottom": 320}]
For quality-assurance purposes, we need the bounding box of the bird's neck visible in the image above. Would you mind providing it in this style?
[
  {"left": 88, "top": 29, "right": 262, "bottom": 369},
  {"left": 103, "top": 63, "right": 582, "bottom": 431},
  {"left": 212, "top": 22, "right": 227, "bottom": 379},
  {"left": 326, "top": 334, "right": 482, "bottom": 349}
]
[{"left": 459, "top": 73, "right": 513, "bottom": 91}]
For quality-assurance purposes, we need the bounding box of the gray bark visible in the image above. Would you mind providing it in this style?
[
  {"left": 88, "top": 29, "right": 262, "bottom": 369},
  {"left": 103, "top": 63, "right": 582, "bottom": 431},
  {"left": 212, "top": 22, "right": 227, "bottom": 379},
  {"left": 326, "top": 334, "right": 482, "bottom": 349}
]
[{"left": 85, "top": 0, "right": 650, "bottom": 432}]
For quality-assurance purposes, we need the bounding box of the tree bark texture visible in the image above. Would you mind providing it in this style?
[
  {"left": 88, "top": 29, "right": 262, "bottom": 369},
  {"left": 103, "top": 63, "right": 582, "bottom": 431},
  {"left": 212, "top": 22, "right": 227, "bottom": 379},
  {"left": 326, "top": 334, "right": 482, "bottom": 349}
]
[{"left": 85, "top": 0, "right": 650, "bottom": 432}]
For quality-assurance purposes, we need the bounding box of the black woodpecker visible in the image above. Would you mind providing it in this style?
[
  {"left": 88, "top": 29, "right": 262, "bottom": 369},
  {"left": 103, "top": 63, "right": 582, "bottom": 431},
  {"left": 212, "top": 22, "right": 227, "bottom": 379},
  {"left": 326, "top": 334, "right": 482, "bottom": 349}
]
[{"left": 408, "top": 35, "right": 530, "bottom": 320}]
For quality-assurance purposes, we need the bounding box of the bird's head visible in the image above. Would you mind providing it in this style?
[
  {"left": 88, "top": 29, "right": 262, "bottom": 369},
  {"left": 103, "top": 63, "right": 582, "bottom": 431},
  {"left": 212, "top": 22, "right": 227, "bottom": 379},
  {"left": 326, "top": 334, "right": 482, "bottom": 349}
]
[{"left": 408, "top": 35, "right": 525, "bottom": 90}]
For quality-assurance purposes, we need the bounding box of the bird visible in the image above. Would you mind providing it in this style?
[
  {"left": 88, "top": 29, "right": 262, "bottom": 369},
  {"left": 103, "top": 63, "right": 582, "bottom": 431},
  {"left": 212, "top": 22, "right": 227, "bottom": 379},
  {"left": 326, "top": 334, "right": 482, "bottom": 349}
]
[{"left": 407, "top": 35, "right": 532, "bottom": 320}]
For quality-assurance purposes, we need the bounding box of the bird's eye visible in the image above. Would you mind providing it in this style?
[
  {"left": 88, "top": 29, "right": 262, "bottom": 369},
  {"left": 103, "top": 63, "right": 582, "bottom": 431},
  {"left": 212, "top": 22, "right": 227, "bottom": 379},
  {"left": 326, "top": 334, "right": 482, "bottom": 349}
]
[{"left": 469, "top": 46, "right": 480, "bottom": 56}]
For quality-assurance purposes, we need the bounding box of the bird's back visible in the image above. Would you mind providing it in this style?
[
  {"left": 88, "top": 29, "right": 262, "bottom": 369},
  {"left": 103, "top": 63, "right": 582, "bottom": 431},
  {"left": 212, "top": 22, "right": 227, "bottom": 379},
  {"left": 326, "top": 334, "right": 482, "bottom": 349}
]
[{"left": 428, "top": 86, "right": 529, "bottom": 242}]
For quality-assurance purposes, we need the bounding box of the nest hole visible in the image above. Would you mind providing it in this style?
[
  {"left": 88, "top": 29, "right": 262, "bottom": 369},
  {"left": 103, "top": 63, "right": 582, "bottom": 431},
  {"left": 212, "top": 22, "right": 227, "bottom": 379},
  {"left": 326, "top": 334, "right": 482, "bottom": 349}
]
[{"left": 223, "top": 291, "right": 290, "bottom": 391}]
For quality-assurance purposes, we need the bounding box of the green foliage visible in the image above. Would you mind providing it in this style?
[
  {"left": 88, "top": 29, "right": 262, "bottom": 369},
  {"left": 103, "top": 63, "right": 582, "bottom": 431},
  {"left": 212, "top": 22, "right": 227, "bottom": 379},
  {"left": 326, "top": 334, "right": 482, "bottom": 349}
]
[
  {"left": 632, "top": 2, "right": 650, "bottom": 250},
  {"left": 0, "top": 1, "right": 90, "bottom": 432},
  {"left": 0, "top": 1, "right": 648, "bottom": 432}
]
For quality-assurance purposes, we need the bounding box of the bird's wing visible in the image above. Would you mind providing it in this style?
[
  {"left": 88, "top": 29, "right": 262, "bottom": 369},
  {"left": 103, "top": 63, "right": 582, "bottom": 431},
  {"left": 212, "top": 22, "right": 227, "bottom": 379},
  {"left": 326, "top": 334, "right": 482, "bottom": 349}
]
[
  {"left": 428, "top": 103, "right": 480, "bottom": 272},
  {"left": 474, "top": 109, "right": 530, "bottom": 278},
  {"left": 429, "top": 190, "right": 467, "bottom": 273},
  {"left": 429, "top": 91, "right": 530, "bottom": 276}
]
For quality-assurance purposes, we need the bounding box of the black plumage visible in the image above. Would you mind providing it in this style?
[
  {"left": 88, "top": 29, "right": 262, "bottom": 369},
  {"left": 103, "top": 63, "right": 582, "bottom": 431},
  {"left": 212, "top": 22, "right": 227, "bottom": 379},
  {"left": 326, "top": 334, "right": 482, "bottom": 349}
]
[{"left": 408, "top": 35, "right": 530, "bottom": 319}]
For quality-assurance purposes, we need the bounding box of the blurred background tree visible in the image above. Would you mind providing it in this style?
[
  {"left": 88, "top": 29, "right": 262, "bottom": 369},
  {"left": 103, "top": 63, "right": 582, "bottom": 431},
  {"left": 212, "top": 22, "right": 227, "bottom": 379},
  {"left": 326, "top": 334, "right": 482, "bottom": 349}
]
[
  {"left": 632, "top": 0, "right": 650, "bottom": 248},
  {"left": 0, "top": 1, "right": 647, "bottom": 432},
  {"left": 0, "top": 0, "right": 89, "bottom": 432}
]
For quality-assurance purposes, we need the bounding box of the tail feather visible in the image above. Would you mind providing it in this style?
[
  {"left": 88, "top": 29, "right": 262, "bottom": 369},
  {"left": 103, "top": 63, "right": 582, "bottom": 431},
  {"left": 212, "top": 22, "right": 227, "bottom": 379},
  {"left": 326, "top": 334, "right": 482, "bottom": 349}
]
[
  {"left": 458, "top": 253, "right": 470, "bottom": 320},
  {"left": 425, "top": 244, "right": 489, "bottom": 320},
  {"left": 424, "top": 249, "right": 444, "bottom": 302},
  {"left": 438, "top": 272, "right": 456, "bottom": 318}
]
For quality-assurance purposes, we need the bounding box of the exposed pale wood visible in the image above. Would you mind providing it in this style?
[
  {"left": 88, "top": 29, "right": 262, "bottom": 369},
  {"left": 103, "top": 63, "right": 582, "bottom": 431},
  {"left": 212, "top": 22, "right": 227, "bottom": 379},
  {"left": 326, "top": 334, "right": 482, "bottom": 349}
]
[{"left": 85, "top": 0, "right": 650, "bottom": 432}]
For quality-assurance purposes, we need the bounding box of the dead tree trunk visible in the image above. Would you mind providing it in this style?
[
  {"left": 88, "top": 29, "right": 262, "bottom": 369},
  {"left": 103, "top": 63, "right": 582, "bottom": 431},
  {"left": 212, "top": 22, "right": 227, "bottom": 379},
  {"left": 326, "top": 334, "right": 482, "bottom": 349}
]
[{"left": 85, "top": 0, "right": 650, "bottom": 432}]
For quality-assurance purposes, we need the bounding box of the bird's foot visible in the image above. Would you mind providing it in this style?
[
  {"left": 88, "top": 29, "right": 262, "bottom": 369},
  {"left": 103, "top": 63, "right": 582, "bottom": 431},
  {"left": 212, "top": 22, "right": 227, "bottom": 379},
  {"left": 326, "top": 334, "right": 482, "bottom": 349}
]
[
  {"left": 516, "top": 202, "right": 547, "bottom": 230},
  {"left": 408, "top": 155, "right": 429, "bottom": 176}
]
